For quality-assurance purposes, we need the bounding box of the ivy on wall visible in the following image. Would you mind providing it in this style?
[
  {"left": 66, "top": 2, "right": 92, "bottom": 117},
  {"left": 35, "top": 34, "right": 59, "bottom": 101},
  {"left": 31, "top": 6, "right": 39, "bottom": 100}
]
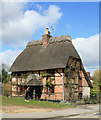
[
  {"left": 40, "top": 72, "right": 55, "bottom": 88},
  {"left": 64, "top": 57, "right": 81, "bottom": 102}
]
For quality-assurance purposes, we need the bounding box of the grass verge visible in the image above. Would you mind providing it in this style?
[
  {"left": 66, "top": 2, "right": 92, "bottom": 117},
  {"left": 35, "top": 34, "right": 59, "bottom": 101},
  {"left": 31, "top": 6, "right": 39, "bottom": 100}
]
[{"left": 2, "top": 96, "right": 73, "bottom": 109}]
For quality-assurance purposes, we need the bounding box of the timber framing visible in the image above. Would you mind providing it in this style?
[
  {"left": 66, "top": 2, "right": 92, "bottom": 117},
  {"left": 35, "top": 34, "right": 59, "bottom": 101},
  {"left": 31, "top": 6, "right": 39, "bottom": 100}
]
[{"left": 10, "top": 30, "right": 92, "bottom": 101}]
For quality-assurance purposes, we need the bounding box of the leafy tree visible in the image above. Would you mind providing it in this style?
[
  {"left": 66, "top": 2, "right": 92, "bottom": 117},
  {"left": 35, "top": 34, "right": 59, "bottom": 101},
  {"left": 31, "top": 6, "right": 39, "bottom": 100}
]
[
  {"left": 93, "top": 70, "right": 101, "bottom": 86},
  {"left": 90, "top": 70, "right": 101, "bottom": 102},
  {"left": 2, "top": 68, "right": 10, "bottom": 83}
]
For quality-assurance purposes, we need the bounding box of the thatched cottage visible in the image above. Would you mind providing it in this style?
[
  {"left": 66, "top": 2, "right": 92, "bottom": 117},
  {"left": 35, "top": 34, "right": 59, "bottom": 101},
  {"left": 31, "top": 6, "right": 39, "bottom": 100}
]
[{"left": 10, "top": 28, "right": 92, "bottom": 101}]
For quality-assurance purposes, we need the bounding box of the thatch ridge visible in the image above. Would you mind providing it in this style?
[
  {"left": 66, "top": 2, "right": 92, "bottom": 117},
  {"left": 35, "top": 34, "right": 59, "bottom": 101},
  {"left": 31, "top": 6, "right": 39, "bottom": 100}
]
[{"left": 27, "top": 35, "right": 72, "bottom": 47}]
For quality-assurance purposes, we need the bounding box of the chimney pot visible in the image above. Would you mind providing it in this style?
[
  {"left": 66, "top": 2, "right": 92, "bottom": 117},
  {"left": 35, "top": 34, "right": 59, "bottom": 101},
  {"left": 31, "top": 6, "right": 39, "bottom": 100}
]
[
  {"left": 42, "top": 28, "right": 52, "bottom": 45},
  {"left": 46, "top": 28, "right": 48, "bottom": 34}
]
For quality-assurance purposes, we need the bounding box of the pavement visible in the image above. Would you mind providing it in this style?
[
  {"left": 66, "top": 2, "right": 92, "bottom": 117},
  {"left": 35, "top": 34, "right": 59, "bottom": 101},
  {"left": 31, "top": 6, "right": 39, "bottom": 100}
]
[{"left": 1, "top": 104, "right": 100, "bottom": 119}]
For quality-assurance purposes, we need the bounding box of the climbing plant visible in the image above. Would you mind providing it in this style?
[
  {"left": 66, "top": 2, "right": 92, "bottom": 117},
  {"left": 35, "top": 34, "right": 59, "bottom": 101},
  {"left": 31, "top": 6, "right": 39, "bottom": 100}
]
[
  {"left": 46, "top": 77, "right": 55, "bottom": 86},
  {"left": 22, "top": 73, "right": 27, "bottom": 79},
  {"left": 64, "top": 57, "right": 81, "bottom": 102},
  {"left": 40, "top": 72, "right": 55, "bottom": 89}
]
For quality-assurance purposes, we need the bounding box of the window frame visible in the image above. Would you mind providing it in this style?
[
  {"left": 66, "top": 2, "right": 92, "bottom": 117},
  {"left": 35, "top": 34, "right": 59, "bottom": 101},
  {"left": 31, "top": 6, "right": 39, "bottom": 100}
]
[
  {"left": 17, "top": 85, "right": 25, "bottom": 94},
  {"left": 47, "top": 85, "right": 55, "bottom": 94}
]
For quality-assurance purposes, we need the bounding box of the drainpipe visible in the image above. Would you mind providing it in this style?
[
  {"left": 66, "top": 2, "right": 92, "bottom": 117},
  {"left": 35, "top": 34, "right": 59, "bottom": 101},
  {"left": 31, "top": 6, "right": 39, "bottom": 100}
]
[{"left": 63, "top": 73, "right": 65, "bottom": 102}]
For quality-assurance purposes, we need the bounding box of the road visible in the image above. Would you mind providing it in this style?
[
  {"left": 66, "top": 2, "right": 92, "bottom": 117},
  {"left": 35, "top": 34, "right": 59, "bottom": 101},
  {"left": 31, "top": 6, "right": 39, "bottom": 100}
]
[{"left": 2, "top": 104, "right": 100, "bottom": 119}]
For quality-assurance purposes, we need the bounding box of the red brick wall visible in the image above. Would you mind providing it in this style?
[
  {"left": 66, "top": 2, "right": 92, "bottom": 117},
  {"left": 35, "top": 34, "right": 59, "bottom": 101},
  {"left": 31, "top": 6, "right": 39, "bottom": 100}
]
[
  {"left": 11, "top": 70, "right": 63, "bottom": 100},
  {"left": 12, "top": 68, "right": 90, "bottom": 100},
  {"left": 40, "top": 69, "right": 63, "bottom": 101},
  {"left": 79, "top": 70, "right": 89, "bottom": 87}
]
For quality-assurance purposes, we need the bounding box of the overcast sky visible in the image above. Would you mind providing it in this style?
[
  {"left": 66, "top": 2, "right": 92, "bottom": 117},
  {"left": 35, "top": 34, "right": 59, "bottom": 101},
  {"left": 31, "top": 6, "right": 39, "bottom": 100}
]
[{"left": 0, "top": 1, "right": 99, "bottom": 75}]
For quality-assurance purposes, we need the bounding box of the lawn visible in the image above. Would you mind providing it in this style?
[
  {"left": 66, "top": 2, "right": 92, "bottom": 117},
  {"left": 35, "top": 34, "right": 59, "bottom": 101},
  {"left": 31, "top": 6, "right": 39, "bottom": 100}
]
[{"left": 2, "top": 96, "right": 73, "bottom": 109}]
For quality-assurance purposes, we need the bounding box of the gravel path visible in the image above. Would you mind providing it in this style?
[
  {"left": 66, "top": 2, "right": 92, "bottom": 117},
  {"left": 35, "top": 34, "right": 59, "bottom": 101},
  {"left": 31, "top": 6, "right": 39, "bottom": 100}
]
[{"left": 2, "top": 104, "right": 100, "bottom": 119}]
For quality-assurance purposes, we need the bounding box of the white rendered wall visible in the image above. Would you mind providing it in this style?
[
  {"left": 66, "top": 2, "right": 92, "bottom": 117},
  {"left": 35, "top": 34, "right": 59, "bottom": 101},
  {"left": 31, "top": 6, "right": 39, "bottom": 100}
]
[{"left": 83, "top": 87, "right": 90, "bottom": 98}]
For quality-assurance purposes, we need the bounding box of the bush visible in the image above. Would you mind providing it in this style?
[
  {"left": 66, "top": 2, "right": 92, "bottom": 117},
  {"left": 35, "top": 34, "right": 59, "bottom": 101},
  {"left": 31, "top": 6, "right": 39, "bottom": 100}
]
[
  {"left": 75, "top": 99, "right": 85, "bottom": 105},
  {"left": 90, "top": 87, "right": 99, "bottom": 102},
  {"left": 75, "top": 97, "right": 98, "bottom": 105},
  {"left": 3, "top": 83, "right": 11, "bottom": 97}
]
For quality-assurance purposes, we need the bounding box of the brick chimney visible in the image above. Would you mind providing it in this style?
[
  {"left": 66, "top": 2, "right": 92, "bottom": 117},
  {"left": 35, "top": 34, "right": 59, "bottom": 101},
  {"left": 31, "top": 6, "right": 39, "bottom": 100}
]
[{"left": 42, "top": 28, "right": 52, "bottom": 45}]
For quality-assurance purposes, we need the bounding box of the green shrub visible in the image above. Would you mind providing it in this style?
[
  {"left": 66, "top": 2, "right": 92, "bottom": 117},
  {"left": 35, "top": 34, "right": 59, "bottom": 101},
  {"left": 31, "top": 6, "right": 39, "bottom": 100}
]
[
  {"left": 75, "top": 99, "right": 85, "bottom": 105},
  {"left": 83, "top": 97, "right": 98, "bottom": 104},
  {"left": 90, "top": 87, "right": 99, "bottom": 102},
  {"left": 75, "top": 97, "right": 98, "bottom": 105}
]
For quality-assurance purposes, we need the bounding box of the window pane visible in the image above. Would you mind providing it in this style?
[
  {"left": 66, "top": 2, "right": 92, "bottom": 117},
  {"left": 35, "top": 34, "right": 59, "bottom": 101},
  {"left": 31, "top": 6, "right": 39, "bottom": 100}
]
[
  {"left": 18, "top": 86, "right": 20, "bottom": 92},
  {"left": 47, "top": 86, "right": 54, "bottom": 94},
  {"left": 51, "top": 86, "right": 54, "bottom": 93},
  {"left": 47, "top": 87, "right": 50, "bottom": 93}
]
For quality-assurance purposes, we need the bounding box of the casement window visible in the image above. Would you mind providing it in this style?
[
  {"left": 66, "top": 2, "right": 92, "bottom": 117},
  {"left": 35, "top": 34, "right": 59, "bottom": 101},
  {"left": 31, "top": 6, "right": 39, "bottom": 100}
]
[
  {"left": 17, "top": 85, "right": 25, "bottom": 94},
  {"left": 47, "top": 85, "right": 54, "bottom": 94}
]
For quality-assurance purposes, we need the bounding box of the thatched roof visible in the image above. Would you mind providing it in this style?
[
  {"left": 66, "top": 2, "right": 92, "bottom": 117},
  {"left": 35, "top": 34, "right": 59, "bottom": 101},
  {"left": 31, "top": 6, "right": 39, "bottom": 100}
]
[
  {"left": 10, "top": 35, "right": 80, "bottom": 72},
  {"left": 21, "top": 74, "right": 43, "bottom": 86}
]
